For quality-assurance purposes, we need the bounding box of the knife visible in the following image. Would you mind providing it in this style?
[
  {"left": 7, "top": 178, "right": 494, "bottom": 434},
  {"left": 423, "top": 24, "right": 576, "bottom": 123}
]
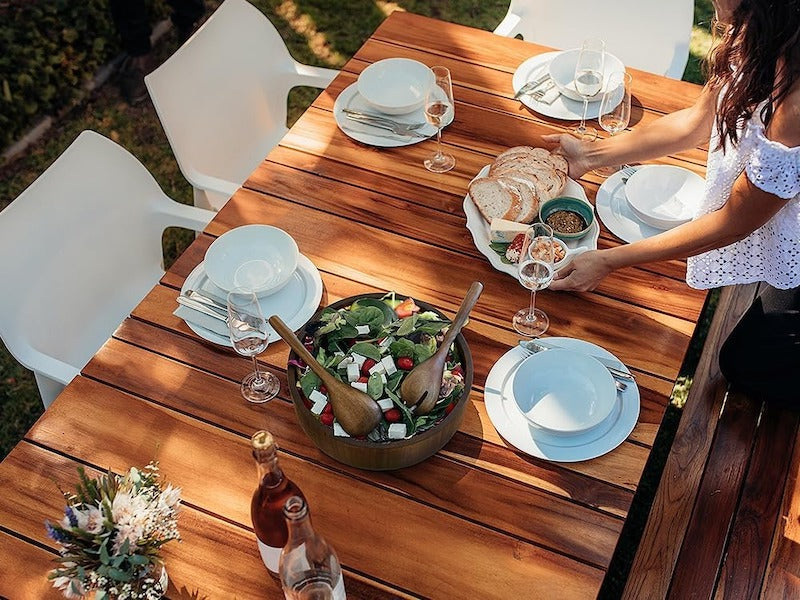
[
  {"left": 514, "top": 72, "right": 552, "bottom": 99},
  {"left": 518, "top": 339, "right": 635, "bottom": 380},
  {"left": 177, "top": 296, "right": 229, "bottom": 323}
]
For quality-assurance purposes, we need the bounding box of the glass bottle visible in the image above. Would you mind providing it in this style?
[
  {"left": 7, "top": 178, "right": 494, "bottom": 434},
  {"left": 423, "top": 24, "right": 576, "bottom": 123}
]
[
  {"left": 279, "top": 495, "right": 346, "bottom": 600},
  {"left": 251, "top": 430, "right": 304, "bottom": 576}
]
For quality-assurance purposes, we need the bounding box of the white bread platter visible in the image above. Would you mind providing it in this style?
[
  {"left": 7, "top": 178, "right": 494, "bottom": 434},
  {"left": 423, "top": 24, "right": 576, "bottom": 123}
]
[{"left": 463, "top": 164, "right": 599, "bottom": 279}]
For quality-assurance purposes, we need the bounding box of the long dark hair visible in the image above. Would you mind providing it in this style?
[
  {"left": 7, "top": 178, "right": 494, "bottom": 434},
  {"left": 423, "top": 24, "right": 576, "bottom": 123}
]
[{"left": 707, "top": 0, "right": 800, "bottom": 149}]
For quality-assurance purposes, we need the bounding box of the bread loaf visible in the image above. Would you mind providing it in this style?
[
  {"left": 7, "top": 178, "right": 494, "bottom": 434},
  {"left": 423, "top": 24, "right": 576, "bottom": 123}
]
[{"left": 471, "top": 146, "right": 569, "bottom": 224}]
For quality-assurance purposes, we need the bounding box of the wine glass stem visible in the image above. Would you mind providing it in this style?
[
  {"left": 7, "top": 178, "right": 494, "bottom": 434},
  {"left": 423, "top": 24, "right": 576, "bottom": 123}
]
[
  {"left": 528, "top": 289, "right": 537, "bottom": 320},
  {"left": 251, "top": 356, "right": 264, "bottom": 385},
  {"left": 435, "top": 125, "right": 443, "bottom": 159},
  {"left": 580, "top": 99, "right": 589, "bottom": 131}
]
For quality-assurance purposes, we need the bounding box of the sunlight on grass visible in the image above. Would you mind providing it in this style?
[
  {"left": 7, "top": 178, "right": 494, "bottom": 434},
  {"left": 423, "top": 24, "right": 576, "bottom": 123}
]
[
  {"left": 691, "top": 26, "right": 714, "bottom": 62},
  {"left": 375, "top": 2, "right": 404, "bottom": 16},
  {"left": 276, "top": 0, "right": 347, "bottom": 67}
]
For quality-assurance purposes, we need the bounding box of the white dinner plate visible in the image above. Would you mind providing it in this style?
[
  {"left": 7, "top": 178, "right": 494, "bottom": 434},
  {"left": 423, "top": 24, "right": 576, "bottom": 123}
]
[
  {"left": 595, "top": 167, "right": 664, "bottom": 243},
  {"left": 333, "top": 83, "right": 453, "bottom": 148},
  {"left": 513, "top": 52, "right": 622, "bottom": 121},
  {"left": 178, "top": 254, "right": 323, "bottom": 347},
  {"left": 463, "top": 165, "right": 599, "bottom": 278},
  {"left": 484, "top": 339, "right": 640, "bottom": 462}
]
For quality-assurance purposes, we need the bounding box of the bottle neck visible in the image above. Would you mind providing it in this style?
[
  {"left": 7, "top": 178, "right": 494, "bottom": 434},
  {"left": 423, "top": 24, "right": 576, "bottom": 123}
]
[
  {"left": 284, "top": 496, "right": 315, "bottom": 542},
  {"left": 253, "top": 447, "right": 284, "bottom": 488}
]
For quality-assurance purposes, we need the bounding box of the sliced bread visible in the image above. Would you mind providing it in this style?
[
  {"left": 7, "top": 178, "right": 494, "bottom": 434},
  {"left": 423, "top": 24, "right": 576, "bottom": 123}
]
[{"left": 468, "top": 176, "right": 522, "bottom": 223}]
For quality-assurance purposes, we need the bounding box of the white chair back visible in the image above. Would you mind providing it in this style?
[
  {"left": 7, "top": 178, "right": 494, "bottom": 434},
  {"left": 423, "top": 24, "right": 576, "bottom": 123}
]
[
  {"left": 145, "top": 0, "right": 339, "bottom": 210},
  {"left": 494, "top": 0, "right": 694, "bottom": 79},
  {"left": 0, "top": 130, "right": 213, "bottom": 408}
]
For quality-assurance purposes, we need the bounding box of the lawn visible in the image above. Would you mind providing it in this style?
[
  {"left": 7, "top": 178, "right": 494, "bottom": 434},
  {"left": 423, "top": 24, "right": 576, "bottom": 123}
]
[{"left": 0, "top": 1, "right": 714, "bottom": 461}]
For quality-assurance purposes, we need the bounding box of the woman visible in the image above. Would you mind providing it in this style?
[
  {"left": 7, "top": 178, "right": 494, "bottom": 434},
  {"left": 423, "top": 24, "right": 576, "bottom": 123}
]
[{"left": 543, "top": 0, "right": 800, "bottom": 404}]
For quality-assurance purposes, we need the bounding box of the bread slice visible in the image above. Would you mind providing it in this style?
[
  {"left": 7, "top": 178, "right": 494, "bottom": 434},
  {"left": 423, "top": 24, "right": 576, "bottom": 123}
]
[
  {"left": 502, "top": 175, "right": 540, "bottom": 223},
  {"left": 468, "top": 177, "right": 522, "bottom": 223}
]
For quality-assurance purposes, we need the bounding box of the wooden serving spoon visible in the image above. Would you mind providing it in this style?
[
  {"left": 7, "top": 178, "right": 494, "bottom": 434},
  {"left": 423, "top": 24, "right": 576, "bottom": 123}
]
[
  {"left": 400, "top": 281, "right": 484, "bottom": 414},
  {"left": 269, "top": 315, "right": 383, "bottom": 437}
]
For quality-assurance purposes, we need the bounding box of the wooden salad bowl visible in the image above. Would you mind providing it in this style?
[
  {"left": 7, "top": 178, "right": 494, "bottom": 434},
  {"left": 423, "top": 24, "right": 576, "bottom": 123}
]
[{"left": 286, "top": 293, "right": 474, "bottom": 470}]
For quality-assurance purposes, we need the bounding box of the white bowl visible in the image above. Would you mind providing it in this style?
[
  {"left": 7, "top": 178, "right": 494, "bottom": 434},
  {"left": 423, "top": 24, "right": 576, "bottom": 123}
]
[
  {"left": 625, "top": 165, "right": 705, "bottom": 230},
  {"left": 512, "top": 349, "right": 616, "bottom": 435},
  {"left": 357, "top": 58, "right": 434, "bottom": 115},
  {"left": 547, "top": 49, "right": 626, "bottom": 102},
  {"left": 204, "top": 225, "right": 299, "bottom": 297}
]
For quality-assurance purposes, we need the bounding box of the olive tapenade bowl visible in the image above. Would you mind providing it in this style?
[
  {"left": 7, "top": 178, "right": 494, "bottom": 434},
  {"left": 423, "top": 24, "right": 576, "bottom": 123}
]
[
  {"left": 538, "top": 196, "right": 595, "bottom": 241},
  {"left": 286, "top": 293, "right": 473, "bottom": 471}
]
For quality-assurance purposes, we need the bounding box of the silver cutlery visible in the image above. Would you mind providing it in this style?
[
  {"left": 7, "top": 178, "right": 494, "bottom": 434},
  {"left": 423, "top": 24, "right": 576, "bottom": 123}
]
[
  {"left": 620, "top": 165, "right": 638, "bottom": 183},
  {"left": 518, "top": 339, "right": 635, "bottom": 381},
  {"left": 342, "top": 109, "right": 428, "bottom": 137},
  {"left": 530, "top": 79, "right": 557, "bottom": 102},
  {"left": 184, "top": 289, "right": 227, "bottom": 312},
  {"left": 177, "top": 296, "right": 229, "bottom": 323},
  {"left": 514, "top": 72, "right": 552, "bottom": 99}
]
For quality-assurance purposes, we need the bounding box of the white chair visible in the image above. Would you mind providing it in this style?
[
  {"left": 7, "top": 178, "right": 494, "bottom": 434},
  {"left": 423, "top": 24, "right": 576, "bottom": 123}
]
[
  {"left": 0, "top": 130, "right": 213, "bottom": 408},
  {"left": 144, "top": 0, "right": 339, "bottom": 211},
  {"left": 494, "top": 0, "right": 694, "bottom": 79}
]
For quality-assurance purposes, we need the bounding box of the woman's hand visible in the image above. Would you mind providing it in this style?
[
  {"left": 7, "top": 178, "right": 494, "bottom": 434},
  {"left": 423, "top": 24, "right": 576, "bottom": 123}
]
[
  {"left": 541, "top": 133, "right": 596, "bottom": 179},
  {"left": 549, "top": 249, "right": 615, "bottom": 292}
]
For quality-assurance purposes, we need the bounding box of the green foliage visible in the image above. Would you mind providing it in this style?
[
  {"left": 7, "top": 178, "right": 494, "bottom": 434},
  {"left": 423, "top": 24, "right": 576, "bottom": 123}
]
[{"left": 0, "top": 0, "right": 168, "bottom": 150}]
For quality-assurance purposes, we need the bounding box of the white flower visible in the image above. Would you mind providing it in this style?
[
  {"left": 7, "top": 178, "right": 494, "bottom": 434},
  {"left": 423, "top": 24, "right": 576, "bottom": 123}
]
[
  {"left": 52, "top": 576, "right": 85, "bottom": 599},
  {"left": 113, "top": 522, "right": 144, "bottom": 554},
  {"left": 158, "top": 485, "right": 181, "bottom": 511},
  {"left": 84, "top": 505, "right": 104, "bottom": 534},
  {"left": 112, "top": 491, "right": 135, "bottom": 524}
]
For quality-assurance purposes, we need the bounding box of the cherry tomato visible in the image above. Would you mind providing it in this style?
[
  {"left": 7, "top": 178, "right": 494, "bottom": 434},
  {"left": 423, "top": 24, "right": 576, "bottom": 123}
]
[
  {"left": 357, "top": 375, "right": 369, "bottom": 383},
  {"left": 445, "top": 401, "right": 456, "bottom": 415},
  {"left": 384, "top": 408, "right": 402, "bottom": 423},
  {"left": 361, "top": 358, "right": 377, "bottom": 375},
  {"left": 320, "top": 412, "right": 334, "bottom": 426},
  {"left": 397, "top": 356, "right": 414, "bottom": 370},
  {"left": 451, "top": 365, "right": 464, "bottom": 378},
  {"left": 319, "top": 385, "right": 328, "bottom": 395},
  {"left": 322, "top": 403, "right": 333, "bottom": 415}
]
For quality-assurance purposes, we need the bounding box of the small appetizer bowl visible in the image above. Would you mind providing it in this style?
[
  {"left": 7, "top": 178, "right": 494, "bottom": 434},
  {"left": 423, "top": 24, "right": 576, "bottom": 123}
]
[{"left": 539, "top": 196, "right": 595, "bottom": 241}]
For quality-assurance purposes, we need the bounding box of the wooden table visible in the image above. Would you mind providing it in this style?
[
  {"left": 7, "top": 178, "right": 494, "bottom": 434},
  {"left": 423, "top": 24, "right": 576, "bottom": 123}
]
[{"left": 0, "top": 12, "right": 709, "bottom": 599}]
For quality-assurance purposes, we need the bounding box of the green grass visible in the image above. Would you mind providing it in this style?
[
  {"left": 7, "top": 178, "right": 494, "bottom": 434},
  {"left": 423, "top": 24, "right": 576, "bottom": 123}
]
[{"left": 1, "top": 0, "right": 714, "bottom": 528}]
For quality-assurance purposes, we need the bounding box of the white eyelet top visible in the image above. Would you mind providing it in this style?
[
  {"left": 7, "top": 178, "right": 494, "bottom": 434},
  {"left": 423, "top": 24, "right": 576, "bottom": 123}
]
[{"left": 686, "top": 110, "right": 800, "bottom": 290}]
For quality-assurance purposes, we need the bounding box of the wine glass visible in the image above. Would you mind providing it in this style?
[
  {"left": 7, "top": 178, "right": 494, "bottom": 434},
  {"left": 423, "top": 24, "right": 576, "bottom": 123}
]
[
  {"left": 595, "top": 71, "right": 632, "bottom": 177},
  {"left": 513, "top": 223, "right": 556, "bottom": 337},
  {"left": 573, "top": 38, "right": 605, "bottom": 141},
  {"left": 423, "top": 66, "right": 456, "bottom": 173},
  {"left": 227, "top": 288, "right": 280, "bottom": 403}
]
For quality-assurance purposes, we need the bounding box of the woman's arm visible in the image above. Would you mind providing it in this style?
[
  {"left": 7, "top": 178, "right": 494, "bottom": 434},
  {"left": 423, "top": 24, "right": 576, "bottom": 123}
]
[{"left": 542, "top": 84, "right": 719, "bottom": 178}]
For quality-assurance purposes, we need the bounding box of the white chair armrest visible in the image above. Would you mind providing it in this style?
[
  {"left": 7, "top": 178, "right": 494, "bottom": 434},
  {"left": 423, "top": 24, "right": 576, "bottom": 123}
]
[
  {"left": 158, "top": 200, "right": 214, "bottom": 231},
  {"left": 291, "top": 63, "right": 339, "bottom": 89},
  {"left": 493, "top": 13, "right": 522, "bottom": 37},
  {"left": 182, "top": 166, "right": 241, "bottom": 199},
  {"left": 21, "top": 348, "right": 79, "bottom": 386}
]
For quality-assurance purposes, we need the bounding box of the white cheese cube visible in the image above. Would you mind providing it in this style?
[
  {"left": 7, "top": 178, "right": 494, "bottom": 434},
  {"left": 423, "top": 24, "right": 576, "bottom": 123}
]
[
  {"left": 308, "top": 389, "right": 327, "bottom": 404},
  {"left": 377, "top": 398, "right": 394, "bottom": 411},
  {"left": 346, "top": 362, "right": 360, "bottom": 382},
  {"left": 490, "top": 218, "right": 529, "bottom": 243},
  {"left": 351, "top": 381, "right": 368, "bottom": 392},
  {"left": 380, "top": 372, "right": 387, "bottom": 384},
  {"left": 337, "top": 355, "right": 353, "bottom": 368},
  {"left": 387, "top": 423, "right": 407, "bottom": 439},
  {"left": 378, "top": 336, "right": 395, "bottom": 349},
  {"left": 368, "top": 362, "right": 386, "bottom": 375},
  {"left": 355, "top": 325, "right": 370, "bottom": 335},
  {"left": 334, "top": 351, "right": 344, "bottom": 357},
  {"left": 311, "top": 399, "right": 327, "bottom": 415},
  {"left": 333, "top": 422, "right": 350, "bottom": 437},
  {"left": 351, "top": 353, "right": 367, "bottom": 368},
  {"left": 380, "top": 355, "right": 397, "bottom": 375}
]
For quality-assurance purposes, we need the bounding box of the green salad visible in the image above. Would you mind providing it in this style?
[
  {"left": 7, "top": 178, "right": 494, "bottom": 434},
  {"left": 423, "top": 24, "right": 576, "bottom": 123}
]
[{"left": 292, "top": 293, "right": 466, "bottom": 442}]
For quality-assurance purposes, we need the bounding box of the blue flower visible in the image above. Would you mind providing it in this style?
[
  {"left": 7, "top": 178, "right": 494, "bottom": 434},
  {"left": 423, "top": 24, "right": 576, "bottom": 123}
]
[
  {"left": 65, "top": 506, "right": 78, "bottom": 527},
  {"left": 45, "top": 521, "right": 67, "bottom": 543}
]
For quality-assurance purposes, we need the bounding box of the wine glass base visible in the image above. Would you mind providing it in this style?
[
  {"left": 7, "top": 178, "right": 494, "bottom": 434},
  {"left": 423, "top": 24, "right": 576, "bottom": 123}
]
[
  {"left": 572, "top": 126, "right": 598, "bottom": 142},
  {"left": 424, "top": 152, "right": 456, "bottom": 173},
  {"left": 593, "top": 165, "right": 620, "bottom": 178},
  {"left": 513, "top": 308, "right": 549, "bottom": 337},
  {"left": 241, "top": 371, "right": 280, "bottom": 403}
]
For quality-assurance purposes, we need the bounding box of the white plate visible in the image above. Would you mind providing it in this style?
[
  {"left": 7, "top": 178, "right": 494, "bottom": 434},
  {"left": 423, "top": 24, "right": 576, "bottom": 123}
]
[
  {"left": 547, "top": 48, "right": 627, "bottom": 103},
  {"left": 333, "top": 83, "right": 453, "bottom": 148},
  {"left": 485, "top": 340, "right": 640, "bottom": 462},
  {"left": 513, "top": 52, "right": 620, "bottom": 121},
  {"left": 595, "top": 167, "right": 664, "bottom": 243},
  {"left": 463, "top": 165, "right": 599, "bottom": 277},
  {"left": 180, "top": 254, "right": 323, "bottom": 347},
  {"left": 625, "top": 165, "right": 704, "bottom": 230}
]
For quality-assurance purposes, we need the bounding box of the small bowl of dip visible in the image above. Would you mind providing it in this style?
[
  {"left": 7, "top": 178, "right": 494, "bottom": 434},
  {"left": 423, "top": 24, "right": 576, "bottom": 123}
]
[{"left": 538, "top": 196, "right": 595, "bottom": 241}]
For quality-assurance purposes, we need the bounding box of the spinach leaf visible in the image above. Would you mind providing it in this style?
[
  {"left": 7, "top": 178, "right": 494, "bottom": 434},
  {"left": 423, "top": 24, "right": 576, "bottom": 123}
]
[
  {"left": 350, "top": 342, "right": 381, "bottom": 361},
  {"left": 389, "top": 338, "right": 415, "bottom": 358},
  {"left": 367, "top": 372, "right": 384, "bottom": 399},
  {"left": 395, "top": 314, "right": 418, "bottom": 337},
  {"left": 299, "top": 370, "right": 322, "bottom": 398}
]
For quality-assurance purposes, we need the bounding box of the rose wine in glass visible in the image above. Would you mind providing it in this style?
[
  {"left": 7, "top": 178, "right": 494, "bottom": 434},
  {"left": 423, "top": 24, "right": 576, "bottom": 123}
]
[
  {"left": 595, "top": 71, "right": 632, "bottom": 177},
  {"left": 573, "top": 38, "right": 605, "bottom": 141},
  {"left": 423, "top": 66, "right": 456, "bottom": 173},
  {"left": 227, "top": 288, "right": 280, "bottom": 403},
  {"left": 513, "top": 224, "right": 556, "bottom": 337}
]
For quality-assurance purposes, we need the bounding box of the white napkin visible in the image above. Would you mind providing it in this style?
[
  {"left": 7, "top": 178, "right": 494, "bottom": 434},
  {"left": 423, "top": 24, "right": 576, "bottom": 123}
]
[
  {"left": 537, "top": 85, "right": 561, "bottom": 105},
  {"left": 174, "top": 304, "right": 230, "bottom": 338}
]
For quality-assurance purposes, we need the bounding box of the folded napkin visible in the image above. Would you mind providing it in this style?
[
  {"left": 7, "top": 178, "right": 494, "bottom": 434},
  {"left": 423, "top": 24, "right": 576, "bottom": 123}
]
[
  {"left": 174, "top": 304, "right": 230, "bottom": 339},
  {"left": 537, "top": 84, "right": 561, "bottom": 105}
]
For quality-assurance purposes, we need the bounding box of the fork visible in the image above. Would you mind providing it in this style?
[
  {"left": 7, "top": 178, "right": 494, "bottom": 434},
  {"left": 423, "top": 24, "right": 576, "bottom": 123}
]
[
  {"left": 620, "top": 165, "right": 638, "bottom": 183},
  {"left": 514, "top": 72, "right": 552, "bottom": 99},
  {"left": 343, "top": 113, "right": 428, "bottom": 138},
  {"left": 530, "top": 79, "right": 557, "bottom": 101},
  {"left": 342, "top": 109, "right": 427, "bottom": 132}
]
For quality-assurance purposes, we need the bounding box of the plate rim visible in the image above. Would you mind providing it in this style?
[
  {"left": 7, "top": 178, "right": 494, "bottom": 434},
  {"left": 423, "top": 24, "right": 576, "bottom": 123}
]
[{"left": 595, "top": 167, "right": 665, "bottom": 243}]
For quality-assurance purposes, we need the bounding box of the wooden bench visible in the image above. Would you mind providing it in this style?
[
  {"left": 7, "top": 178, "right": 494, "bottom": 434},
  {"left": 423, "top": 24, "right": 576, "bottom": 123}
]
[{"left": 622, "top": 283, "right": 800, "bottom": 599}]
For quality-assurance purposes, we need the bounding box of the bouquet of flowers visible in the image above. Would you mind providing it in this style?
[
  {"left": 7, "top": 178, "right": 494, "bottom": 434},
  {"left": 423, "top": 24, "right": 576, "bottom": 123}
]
[{"left": 45, "top": 462, "right": 181, "bottom": 600}]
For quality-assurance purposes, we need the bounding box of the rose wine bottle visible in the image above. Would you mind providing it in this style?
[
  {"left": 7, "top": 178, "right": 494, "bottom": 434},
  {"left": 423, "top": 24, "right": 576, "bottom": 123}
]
[{"left": 251, "top": 430, "right": 305, "bottom": 576}]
